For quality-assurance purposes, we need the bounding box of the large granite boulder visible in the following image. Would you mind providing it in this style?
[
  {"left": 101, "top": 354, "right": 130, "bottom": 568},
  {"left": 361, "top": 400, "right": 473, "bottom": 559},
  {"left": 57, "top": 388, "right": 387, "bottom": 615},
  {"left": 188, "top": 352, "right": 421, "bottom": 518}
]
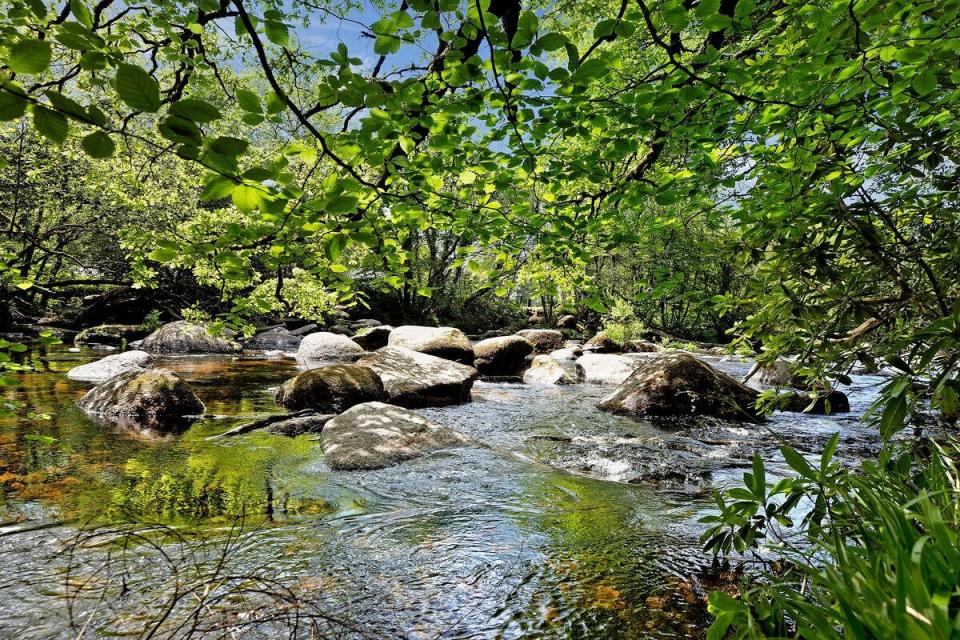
[
  {"left": 351, "top": 325, "right": 393, "bottom": 350},
  {"left": 296, "top": 331, "right": 365, "bottom": 365},
  {"left": 74, "top": 324, "right": 150, "bottom": 347},
  {"left": 140, "top": 321, "right": 240, "bottom": 354},
  {"left": 555, "top": 314, "right": 577, "bottom": 330},
  {"left": 322, "top": 402, "right": 471, "bottom": 470},
  {"left": 745, "top": 358, "right": 797, "bottom": 387},
  {"left": 77, "top": 368, "right": 204, "bottom": 424},
  {"left": 357, "top": 346, "right": 478, "bottom": 407},
  {"left": 583, "top": 330, "right": 622, "bottom": 353},
  {"left": 575, "top": 353, "right": 641, "bottom": 385},
  {"left": 597, "top": 352, "right": 762, "bottom": 422},
  {"left": 473, "top": 335, "right": 534, "bottom": 376},
  {"left": 523, "top": 355, "right": 575, "bottom": 385},
  {"left": 274, "top": 364, "right": 385, "bottom": 412},
  {"left": 67, "top": 350, "right": 153, "bottom": 383},
  {"left": 244, "top": 327, "right": 302, "bottom": 351},
  {"left": 387, "top": 325, "right": 474, "bottom": 364},
  {"left": 514, "top": 329, "right": 564, "bottom": 354},
  {"left": 777, "top": 389, "right": 850, "bottom": 415}
]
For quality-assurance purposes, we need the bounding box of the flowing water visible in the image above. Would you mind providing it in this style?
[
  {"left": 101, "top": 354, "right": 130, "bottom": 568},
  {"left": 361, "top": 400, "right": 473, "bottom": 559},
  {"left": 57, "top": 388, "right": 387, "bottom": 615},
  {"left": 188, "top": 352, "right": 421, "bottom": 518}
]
[{"left": 0, "top": 346, "right": 889, "bottom": 638}]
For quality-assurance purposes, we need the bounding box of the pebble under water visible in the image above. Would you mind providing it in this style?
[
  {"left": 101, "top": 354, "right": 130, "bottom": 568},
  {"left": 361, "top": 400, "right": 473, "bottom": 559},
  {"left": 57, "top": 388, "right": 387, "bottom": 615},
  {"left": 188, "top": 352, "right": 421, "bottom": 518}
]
[{"left": 0, "top": 347, "right": 889, "bottom": 638}]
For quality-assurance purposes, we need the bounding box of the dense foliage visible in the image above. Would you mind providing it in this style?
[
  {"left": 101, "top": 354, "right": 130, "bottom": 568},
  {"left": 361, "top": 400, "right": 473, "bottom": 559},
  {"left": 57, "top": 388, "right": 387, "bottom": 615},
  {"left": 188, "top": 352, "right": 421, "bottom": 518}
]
[{"left": 2, "top": 0, "right": 959, "bottom": 635}]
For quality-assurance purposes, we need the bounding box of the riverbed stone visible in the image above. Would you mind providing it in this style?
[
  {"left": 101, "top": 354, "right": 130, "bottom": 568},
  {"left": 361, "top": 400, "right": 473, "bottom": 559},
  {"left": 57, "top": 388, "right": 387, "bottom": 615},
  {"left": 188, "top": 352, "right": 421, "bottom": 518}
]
[
  {"left": 351, "top": 325, "right": 393, "bottom": 350},
  {"left": 549, "top": 346, "right": 582, "bottom": 362},
  {"left": 348, "top": 318, "right": 382, "bottom": 331},
  {"left": 296, "top": 331, "right": 365, "bottom": 365},
  {"left": 583, "top": 330, "right": 622, "bottom": 353},
  {"left": 387, "top": 325, "right": 475, "bottom": 364},
  {"left": 556, "top": 314, "right": 577, "bottom": 330},
  {"left": 140, "top": 321, "right": 240, "bottom": 354},
  {"left": 74, "top": 324, "right": 150, "bottom": 346},
  {"left": 597, "top": 352, "right": 762, "bottom": 422},
  {"left": 473, "top": 335, "right": 534, "bottom": 376},
  {"left": 777, "top": 389, "right": 850, "bottom": 415},
  {"left": 514, "top": 329, "right": 564, "bottom": 354},
  {"left": 523, "top": 355, "right": 576, "bottom": 385},
  {"left": 289, "top": 323, "right": 318, "bottom": 336},
  {"left": 244, "top": 327, "right": 302, "bottom": 351},
  {"left": 265, "top": 414, "right": 334, "bottom": 436},
  {"left": 357, "top": 346, "right": 478, "bottom": 407},
  {"left": 274, "top": 364, "right": 386, "bottom": 412},
  {"left": 322, "top": 401, "right": 471, "bottom": 470},
  {"left": 575, "top": 353, "right": 641, "bottom": 385},
  {"left": 746, "top": 358, "right": 797, "bottom": 387},
  {"left": 77, "top": 368, "right": 204, "bottom": 423},
  {"left": 67, "top": 350, "right": 153, "bottom": 383}
]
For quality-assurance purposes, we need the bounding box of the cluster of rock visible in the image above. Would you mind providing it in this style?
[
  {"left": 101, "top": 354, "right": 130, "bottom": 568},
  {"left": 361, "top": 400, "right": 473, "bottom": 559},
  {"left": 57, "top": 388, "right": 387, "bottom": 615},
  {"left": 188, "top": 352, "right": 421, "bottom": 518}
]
[{"left": 66, "top": 319, "right": 852, "bottom": 471}]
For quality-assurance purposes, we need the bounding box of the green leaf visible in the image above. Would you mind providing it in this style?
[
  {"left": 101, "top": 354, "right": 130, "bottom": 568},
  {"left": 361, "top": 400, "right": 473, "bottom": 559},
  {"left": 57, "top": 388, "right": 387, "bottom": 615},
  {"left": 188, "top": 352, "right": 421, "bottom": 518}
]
[
  {"left": 209, "top": 136, "right": 249, "bottom": 156},
  {"left": 114, "top": 64, "right": 161, "bottom": 112},
  {"left": 70, "top": 0, "right": 92, "bottom": 28},
  {"left": 535, "top": 32, "right": 566, "bottom": 52},
  {"left": 264, "top": 20, "right": 289, "bottom": 47},
  {"left": 80, "top": 131, "right": 115, "bottom": 158},
  {"left": 329, "top": 263, "right": 349, "bottom": 273},
  {"left": 235, "top": 89, "right": 262, "bottom": 114},
  {"left": 32, "top": 105, "right": 68, "bottom": 143},
  {"left": 326, "top": 194, "right": 358, "bottom": 214},
  {"left": 148, "top": 247, "right": 178, "bottom": 262},
  {"left": 911, "top": 69, "right": 937, "bottom": 96},
  {"left": 200, "top": 175, "right": 238, "bottom": 201},
  {"left": 8, "top": 39, "right": 52, "bottom": 75},
  {"left": 0, "top": 85, "right": 28, "bottom": 121},
  {"left": 231, "top": 184, "right": 263, "bottom": 213},
  {"left": 169, "top": 98, "right": 222, "bottom": 123}
]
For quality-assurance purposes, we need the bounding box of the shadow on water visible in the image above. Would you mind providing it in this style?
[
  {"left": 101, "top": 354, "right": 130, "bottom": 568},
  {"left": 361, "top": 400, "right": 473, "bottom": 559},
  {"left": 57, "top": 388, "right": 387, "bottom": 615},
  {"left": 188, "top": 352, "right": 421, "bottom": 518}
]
[{"left": 0, "top": 347, "right": 889, "bottom": 637}]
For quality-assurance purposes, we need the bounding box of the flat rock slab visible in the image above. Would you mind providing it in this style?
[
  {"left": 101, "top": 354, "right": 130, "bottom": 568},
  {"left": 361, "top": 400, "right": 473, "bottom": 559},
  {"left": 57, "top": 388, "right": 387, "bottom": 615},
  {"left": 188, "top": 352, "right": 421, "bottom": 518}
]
[
  {"left": 141, "top": 321, "right": 240, "bottom": 354},
  {"left": 67, "top": 350, "right": 153, "bottom": 383},
  {"left": 322, "top": 402, "right": 471, "bottom": 470},
  {"left": 357, "top": 346, "right": 478, "bottom": 407}
]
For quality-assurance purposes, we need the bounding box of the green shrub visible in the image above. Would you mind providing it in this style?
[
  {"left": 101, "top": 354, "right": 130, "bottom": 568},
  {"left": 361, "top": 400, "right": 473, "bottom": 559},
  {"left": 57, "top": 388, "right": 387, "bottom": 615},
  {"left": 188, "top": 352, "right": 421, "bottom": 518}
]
[{"left": 601, "top": 298, "right": 646, "bottom": 344}]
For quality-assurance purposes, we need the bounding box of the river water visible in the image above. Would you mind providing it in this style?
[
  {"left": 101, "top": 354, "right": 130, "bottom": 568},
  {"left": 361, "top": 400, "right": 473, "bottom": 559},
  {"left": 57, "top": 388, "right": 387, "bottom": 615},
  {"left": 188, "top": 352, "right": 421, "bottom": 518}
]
[{"left": 0, "top": 347, "right": 888, "bottom": 638}]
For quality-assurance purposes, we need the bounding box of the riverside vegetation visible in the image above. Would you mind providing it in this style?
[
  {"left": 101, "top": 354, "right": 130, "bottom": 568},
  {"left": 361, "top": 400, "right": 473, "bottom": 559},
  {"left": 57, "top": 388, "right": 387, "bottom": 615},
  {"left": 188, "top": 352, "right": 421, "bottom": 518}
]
[{"left": 1, "top": 0, "right": 959, "bottom": 637}]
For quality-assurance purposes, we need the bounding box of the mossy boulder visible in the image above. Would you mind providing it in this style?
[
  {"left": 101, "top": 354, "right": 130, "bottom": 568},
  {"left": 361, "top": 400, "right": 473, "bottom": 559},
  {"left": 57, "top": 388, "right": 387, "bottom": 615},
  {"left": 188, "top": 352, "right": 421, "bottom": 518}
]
[
  {"left": 77, "top": 368, "right": 204, "bottom": 425},
  {"left": 473, "top": 335, "right": 534, "bottom": 376},
  {"left": 583, "top": 330, "right": 622, "bottom": 353},
  {"left": 514, "top": 329, "right": 564, "bottom": 354},
  {"left": 274, "top": 364, "right": 386, "bottom": 412},
  {"left": 74, "top": 324, "right": 150, "bottom": 346},
  {"left": 388, "top": 325, "right": 475, "bottom": 364},
  {"left": 597, "top": 352, "right": 762, "bottom": 422},
  {"left": 141, "top": 321, "right": 240, "bottom": 354}
]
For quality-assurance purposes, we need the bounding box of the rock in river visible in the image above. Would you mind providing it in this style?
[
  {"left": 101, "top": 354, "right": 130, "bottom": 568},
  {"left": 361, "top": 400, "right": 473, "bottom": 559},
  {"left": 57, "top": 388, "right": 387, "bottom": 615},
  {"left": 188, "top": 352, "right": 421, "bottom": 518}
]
[
  {"left": 597, "top": 352, "right": 762, "bottom": 422},
  {"left": 296, "top": 331, "right": 365, "bottom": 364},
  {"left": 141, "top": 321, "right": 240, "bottom": 354},
  {"left": 514, "top": 329, "right": 564, "bottom": 354},
  {"left": 322, "top": 402, "right": 471, "bottom": 470},
  {"left": 67, "top": 350, "right": 153, "bottom": 383},
  {"left": 575, "top": 353, "right": 641, "bottom": 385},
  {"left": 244, "top": 326, "right": 302, "bottom": 351},
  {"left": 274, "top": 364, "right": 386, "bottom": 412},
  {"left": 351, "top": 325, "right": 393, "bottom": 350},
  {"left": 74, "top": 324, "right": 150, "bottom": 346},
  {"left": 387, "top": 325, "right": 475, "bottom": 364},
  {"left": 523, "top": 355, "right": 575, "bottom": 385},
  {"left": 358, "top": 346, "right": 478, "bottom": 407},
  {"left": 77, "top": 368, "right": 204, "bottom": 425},
  {"left": 473, "top": 335, "right": 534, "bottom": 376},
  {"left": 777, "top": 389, "right": 850, "bottom": 415},
  {"left": 583, "top": 330, "right": 622, "bottom": 353}
]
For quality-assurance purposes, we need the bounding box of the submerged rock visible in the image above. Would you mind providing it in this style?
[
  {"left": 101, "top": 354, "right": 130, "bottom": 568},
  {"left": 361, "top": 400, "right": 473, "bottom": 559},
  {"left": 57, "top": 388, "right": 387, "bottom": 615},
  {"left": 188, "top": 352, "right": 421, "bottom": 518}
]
[
  {"left": 597, "top": 352, "right": 761, "bottom": 422},
  {"left": 322, "top": 402, "right": 471, "bottom": 470},
  {"left": 244, "top": 327, "right": 302, "bottom": 351},
  {"left": 265, "top": 414, "right": 334, "bottom": 436},
  {"left": 67, "top": 350, "right": 153, "bottom": 383},
  {"left": 387, "top": 325, "right": 474, "bottom": 364},
  {"left": 576, "top": 353, "right": 640, "bottom": 385},
  {"left": 274, "top": 364, "right": 386, "bottom": 412},
  {"left": 357, "top": 346, "right": 478, "bottom": 407},
  {"left": 514, "top": 329, "right": 564, "bottom": 354},
  {"left": 523, "top": 355, "right": 575, "bottom": 385},
  {"left": 473, "top": 335, "right": 534, "bottom": 376},
  {"left": 351, "top": 325, "right": 393, "bottom": 350},
  {"left": 141, "top": 321, "right": 240, "bottom": 354},
  {"left": 296, "top": 331, "right": 365, "bottom": 364},
  {"left": 777, "top": 389, "right": 850, "bottom": 415},
  {"left": 77, "top": 368, "right": 204, "bottom": 426},
  {"left": 74, "top": 324, "right": 150, "bottom": 346}
]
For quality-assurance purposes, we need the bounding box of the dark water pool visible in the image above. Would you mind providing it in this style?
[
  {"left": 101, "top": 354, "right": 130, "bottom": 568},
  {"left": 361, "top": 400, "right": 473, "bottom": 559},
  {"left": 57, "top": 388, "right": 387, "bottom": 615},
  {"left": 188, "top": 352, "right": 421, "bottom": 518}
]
[{"left": 0, "top": 347, "right": 888, "bottom": 638}]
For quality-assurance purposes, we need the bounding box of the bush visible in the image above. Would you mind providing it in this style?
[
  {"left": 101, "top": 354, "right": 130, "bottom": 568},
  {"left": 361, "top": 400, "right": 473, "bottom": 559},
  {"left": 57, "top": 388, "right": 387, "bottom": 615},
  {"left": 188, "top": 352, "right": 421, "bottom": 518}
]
[
  {"left": 601, "top": 298, "right": 646, "bottom": 344},
  {"left": 702, "top": 435, "right": 960, "bottom": 639}
]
